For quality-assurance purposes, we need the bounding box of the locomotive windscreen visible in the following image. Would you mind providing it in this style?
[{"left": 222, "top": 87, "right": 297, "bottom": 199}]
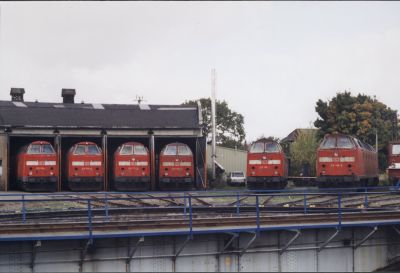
[
  {"left": 42, "top": 144, "right": 55, "bottom": 154},
  {"left": 249, "top": 143, "right": 264, "bottom": 153},
  {"left": 27, "top": 144, "right": 55, "bottom": 154},
  {"left": 336, "top": 136, "right": 354, "bottom": 149},
  {"left": 120, "top": 145, "right": 133, "bottom": 155},
  {"left": 164, "top": 145, "right": 177, "bottom": 155},
  {"left": 320, "top": 137, "right": 336, "bottom": 149},
  {"left": 265, "top": 142, "right": 280, "bottom": 153},
  {"left": 74, "top": 145, "right": 86, "bottom": 155},
  {"left": 87, "top": 145, "right": 101, "bottom": 155},
  {"left": 320, "top": 136, "right": 354, "bottom": 149},
  {"left": 119, "top": 144, "right": 147, "bottom": 155},
  {"left": 134, "top": 145, "right": 147, "bottom": 155},
  {"left": 73, "top": 144, "right": 101, "bottom": 155},
  {"left": 178, "top": 146, "right": 192, "bottom": 155},
  {"left": 250, "top": 142, "right": 280, "bottom": 153}
]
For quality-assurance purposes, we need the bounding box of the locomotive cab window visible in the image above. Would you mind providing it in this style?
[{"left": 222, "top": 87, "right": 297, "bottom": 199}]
[
  {"left": 164, "top": 146, "right": 177, "bottom": 155},
  {"left": 265, "top": 142, "right": 280, "bottom": 153},
  {"left": 250, "top": 142, "right": 264, "bottom": 153},
  {"left": 42, "top": 144, "right": 55, "bottom": 154},
  {"left": 134, "top": 145, "right": 147, "bottom": 155},
  {"left": 87, "top": 145, "right": 101, "bottom": 155},
  {"left": 392, "top": 144, "right": 400, "bottom": 155},
  {"left": 27, "top": 144, "right": 41, "bottom": 154},
  {"left": 120, "top": 145, "right": 134, "bottom": 155},
  {"left": 337, "top": 136, "right": 355, "bottom": 149},
  {"left": 74, "top": 145, "right": 86, "bottom": 155},
  {"left": 320, "top": 137, "right": 336, "bottom": 149},
  {"left": 178, "top": 146, "right": 192, "bottom": 156}
]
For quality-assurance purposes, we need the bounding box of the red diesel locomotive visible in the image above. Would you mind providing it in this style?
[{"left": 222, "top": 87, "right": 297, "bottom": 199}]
[
  {"left": 67, "top": 142, "right": 103, "bottom": 191},
  {"left": 16, "top": 141, "right": 58, "bottom": 192},
  {"left": 387, "top": 141, "right": 400, "bottom": 185},
  {"left": 113, "top": 142, "right": 150, "bottom": 191},
  {"left": 159, "top": 142, "right": 194, "bottom": 189},
  {"left": 246, "top": 138, "right": 288, "bottom": 190},
  {"left": 316, "top": 133, "right": 379, "bottom": 188}
]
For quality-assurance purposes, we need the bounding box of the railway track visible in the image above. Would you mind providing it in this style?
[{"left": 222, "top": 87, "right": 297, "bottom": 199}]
[
  {"left": 0, "top": 210, "right": 399, "bottom": 236},
  {"left": 0, "top": 191, "right": 398, "bottom": 221},
  {"left": 0, "top": 201, "right": 394, "bottom": 224}
]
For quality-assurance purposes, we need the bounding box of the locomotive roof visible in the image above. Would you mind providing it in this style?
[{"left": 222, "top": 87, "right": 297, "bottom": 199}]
[
  {"left": 253, "top": 138, "right": 280, "bottom": 144},
  {"left": 73, "top": 141, "right": 99, "bottom": 145},
  {"left": 0, "top": 100, "right": 200, "bottom": 130}
]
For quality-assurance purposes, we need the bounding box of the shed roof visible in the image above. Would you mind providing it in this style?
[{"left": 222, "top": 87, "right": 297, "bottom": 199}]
[
  {"left": 0, "top": 100, "right": 200, "bottom": 130},
  {"left": 281, "top": 128, "right": 318, "bottom": 143}
]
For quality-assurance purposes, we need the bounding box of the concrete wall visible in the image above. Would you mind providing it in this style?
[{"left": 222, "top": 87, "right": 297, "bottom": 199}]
[
  {"left": 206, "top": 145, "right": 247, "bottom": 175},
  {"left": 0, "top": 227, "right": 394, "bottom": 272}
]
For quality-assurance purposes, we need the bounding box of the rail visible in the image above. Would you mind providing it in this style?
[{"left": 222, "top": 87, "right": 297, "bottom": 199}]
[{"left": 0, "top": 186, "right": 399, "bottom": 242}]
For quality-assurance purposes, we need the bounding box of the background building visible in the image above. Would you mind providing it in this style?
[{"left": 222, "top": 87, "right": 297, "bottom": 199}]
[
  {"left": 0, "top": 88, "right": 206, "bottom": 191},
  {"left": 206, "top": 145, "right": 247, "bottom": 175}
]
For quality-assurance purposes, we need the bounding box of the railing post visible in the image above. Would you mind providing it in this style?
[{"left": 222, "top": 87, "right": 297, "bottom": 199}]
[
  {"left": 188, "top": 196, "right": 193, "bottom": 239},
  {"left": 255, "top": 195, "right": 260, "bottom": 234},
  {"left": 22, "top": 194, "right": 26, "bottom": 224},
  {"left": 183, "top": 192, "right": 187, "bottom": 217},
  {"left": 303, "top": 193, "right": 307, "bottom": 214},
  {"left": 87, "top": 199, "right": 93, "bottom": 243},
  {"left": 104, "top": 193, "right": 109, "bottom": 221},
  {"left": 338, "top": 193, "right": 342, "bottom": 228},
  {"left": 236, "top": 192, "right": 240, "bottom": 216},
  {"left": 364, "top": 189, "right": 369, "bottom": 208}
]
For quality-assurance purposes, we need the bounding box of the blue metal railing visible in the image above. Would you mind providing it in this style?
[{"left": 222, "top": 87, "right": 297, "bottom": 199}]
[{"left": 0, "top": 186, "right": 399, "bottom": 242}]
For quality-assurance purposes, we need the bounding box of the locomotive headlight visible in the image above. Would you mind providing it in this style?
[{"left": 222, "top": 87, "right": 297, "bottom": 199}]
[
  {"left": 164, "top": 172, "right": 168, "bottom": 176},
  {"left": 340, "top": 157, "right": 355, "bottom": 162},
  {"left": 29, "top": 171, "right": 33, "bottom": 176},
  {"left": 74, "top": 172, "right": 78, "bottom": 176},
  {"left": 268, "top": 160, "right": 281, "bottom": 165},
  {"left": 249, "top": 160, "right": 262, "bottom": 165},
  {"left": 142, "top": 172, "right": 145, "bottom": 176},
  {"left": 274, "top": 171, "right": 279, "bottom": 175},
  {"left": 50, "top": 171, "right": 54, "bottom": 176},
  {"left": 96, "top": 172, "right": 99, "bottom": 176},
  {"left": 186, "top": 172, "right": 190, "bottom": 176},
  {"left": 319, "top": 157, "right": 333, "bottom": 163}
]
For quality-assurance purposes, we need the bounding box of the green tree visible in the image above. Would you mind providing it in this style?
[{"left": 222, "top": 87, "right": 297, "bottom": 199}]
[
  {"left": 289, "top": 129, "right": 319, "bottom": 176},
  {"left": 183, "top": 98, "right": 246, "bottom": 149},
  {"left": 255, "top": 135, "right": 280, "bottom": 142},
  {"left": 314, "top": 91, "right": 398, "bottom": 169}
]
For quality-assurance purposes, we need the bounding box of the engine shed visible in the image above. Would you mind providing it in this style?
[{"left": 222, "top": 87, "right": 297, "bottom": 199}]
[{"left": 0, "top": 88, "right": 207, "bottom": 191}]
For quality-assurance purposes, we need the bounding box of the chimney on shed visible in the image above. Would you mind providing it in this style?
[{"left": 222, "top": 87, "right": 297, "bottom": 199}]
[
  {"left": 10, "top": 88, "right": 25, "bottom": 102},
  {"left": 61, "top": 89, "right": 76, "bottom": 104}
]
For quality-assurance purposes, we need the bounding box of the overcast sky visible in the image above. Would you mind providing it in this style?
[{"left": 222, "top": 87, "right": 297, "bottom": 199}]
[{"left": 1, "top": 2, "right": 399, "bottom": 141}]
